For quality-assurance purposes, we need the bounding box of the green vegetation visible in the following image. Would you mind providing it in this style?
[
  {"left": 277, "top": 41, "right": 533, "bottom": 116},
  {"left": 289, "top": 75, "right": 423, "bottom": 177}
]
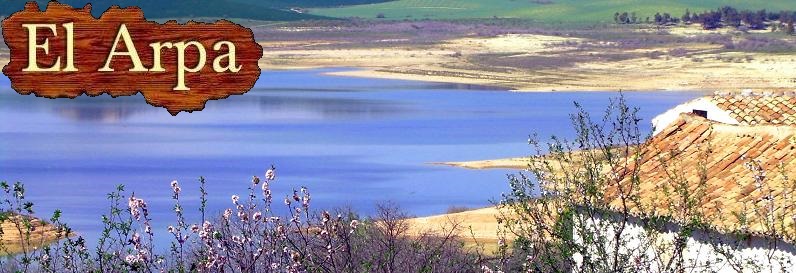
[
  {"left": 310, "top": 0, "right": 796, "bottom": 23},
  {"left": 232, "top": 0, "right": 395, "bottom": 8},
  {"left": 0, "top": 0, "right": 329, "bottom": 21}
]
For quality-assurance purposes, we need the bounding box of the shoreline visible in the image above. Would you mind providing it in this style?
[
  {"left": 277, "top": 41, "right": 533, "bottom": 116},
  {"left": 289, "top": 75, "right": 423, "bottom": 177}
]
[
  {"left": 405, "top": 206, "right": 511, "bottom": 250},
  {"left": 322, "top": 68, "right": 693, "bottom": 93},
  {"left": 0, "top": 215, "right": 61, "bottom": 255},
  {"left": 430, "top": 157, "right": 529, "bottom": 170},
  {"left": 262, "top": 53, "right": 796, "bottom": 93},
  {"left": 261, "top": 31, "right": 796, "bottom": 93}
]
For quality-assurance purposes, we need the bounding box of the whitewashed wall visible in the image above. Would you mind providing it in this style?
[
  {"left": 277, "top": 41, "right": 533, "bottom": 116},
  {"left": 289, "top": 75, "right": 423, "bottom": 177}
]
[
  {"left": 651, "top": 97, "right": 739, "bottom": 136},
  {"left": 570, "top": 211, "right": 796, "bottom": 273}
]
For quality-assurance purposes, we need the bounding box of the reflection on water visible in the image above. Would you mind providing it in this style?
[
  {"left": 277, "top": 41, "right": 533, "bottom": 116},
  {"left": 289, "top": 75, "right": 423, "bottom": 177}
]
[
  {"left": 55, "top": 105, "right": 148, "bottom": 122},
  {"left": 0, "top": 68, "right": 707, "bottom": 246},
  {"left": 44, "top": 91, "right": 411, "bottom": 123},
  {"left": 254, "top": 92, "right": 410, "bottom": 120}
]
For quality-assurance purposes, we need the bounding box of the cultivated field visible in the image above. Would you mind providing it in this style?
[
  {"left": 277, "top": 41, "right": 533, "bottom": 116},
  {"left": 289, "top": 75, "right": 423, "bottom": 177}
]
[{"left": 311, "top": 0, "right": 796, "bottom": 22}]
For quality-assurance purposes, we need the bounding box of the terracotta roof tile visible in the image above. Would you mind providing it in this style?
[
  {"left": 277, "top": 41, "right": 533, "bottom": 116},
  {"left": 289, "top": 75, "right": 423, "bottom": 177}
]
[
  {"left": 711, "top": 95, "right": 796, "bottom": 125},
  {"left": 597, "top": 114, "right": 796, "bottom": 242}
]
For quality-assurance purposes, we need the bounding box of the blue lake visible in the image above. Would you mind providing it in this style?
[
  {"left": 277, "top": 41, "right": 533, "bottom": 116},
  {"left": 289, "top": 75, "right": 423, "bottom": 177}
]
[{"left": 0, "top": 68, "right": 705, "bottom": 243}]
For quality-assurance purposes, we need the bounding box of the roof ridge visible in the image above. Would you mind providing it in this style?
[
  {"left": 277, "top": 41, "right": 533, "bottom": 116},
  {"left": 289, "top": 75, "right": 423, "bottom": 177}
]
[{"left": 670, "top": 112, "right": 796, "bottom": 132}]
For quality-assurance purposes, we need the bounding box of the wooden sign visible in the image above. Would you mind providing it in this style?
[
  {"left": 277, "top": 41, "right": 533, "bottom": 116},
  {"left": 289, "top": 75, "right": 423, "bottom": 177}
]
[{"left": 2, "top": 2, "right": 263, "bottom": 115}]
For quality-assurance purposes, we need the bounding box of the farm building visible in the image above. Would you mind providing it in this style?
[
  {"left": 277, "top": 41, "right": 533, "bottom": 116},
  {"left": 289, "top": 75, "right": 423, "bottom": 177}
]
[{"left": 573, "top": 113, "right": 796, "bottom": 272}]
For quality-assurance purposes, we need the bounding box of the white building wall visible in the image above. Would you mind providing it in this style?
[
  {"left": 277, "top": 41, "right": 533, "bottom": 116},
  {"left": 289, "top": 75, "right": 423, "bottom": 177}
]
[
  {"left": 571, "top": 212, "right": 796, "bottom": 273},
  {"left": 651, "top": 97, "right": 739, "bottom": 136}
]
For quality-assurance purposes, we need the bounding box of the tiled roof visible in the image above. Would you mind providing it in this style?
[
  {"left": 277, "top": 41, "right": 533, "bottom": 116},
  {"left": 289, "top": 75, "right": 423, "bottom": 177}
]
[
  {"left": 711, "top": 95, "right": 796, "bottom": 125},
  {"left": 604, "top": 114, "right": 796, "bottom": 242}
]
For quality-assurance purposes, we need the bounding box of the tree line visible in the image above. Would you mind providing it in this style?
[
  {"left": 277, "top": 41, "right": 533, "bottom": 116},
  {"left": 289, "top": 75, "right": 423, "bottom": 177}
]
[
  {"left": 614, "top": 6, "right": 796, "bottom": 33},
  {"left": 613, "top": 11, "right": 679, "bottom": 25}
]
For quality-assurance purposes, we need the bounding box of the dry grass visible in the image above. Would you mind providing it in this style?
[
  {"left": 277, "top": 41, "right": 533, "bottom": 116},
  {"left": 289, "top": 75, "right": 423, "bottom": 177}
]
[{"left": 405, "top": 206, "right": 511, "bottom": 252}]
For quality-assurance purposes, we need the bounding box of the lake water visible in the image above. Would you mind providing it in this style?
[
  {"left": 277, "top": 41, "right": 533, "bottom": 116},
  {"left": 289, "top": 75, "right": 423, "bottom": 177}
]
[{"left": 0, "top": 68, "right": 705, "bottom": 243}]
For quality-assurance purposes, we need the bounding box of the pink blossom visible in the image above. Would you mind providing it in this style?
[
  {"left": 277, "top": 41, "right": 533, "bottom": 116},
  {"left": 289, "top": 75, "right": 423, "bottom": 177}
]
[
  {"left": 265, "top": 168, "right": 275, "bottom": 181},
  {"left": 223, "top": 209, "right": 232, "bottom": 221},
  {"left": 170, "top": 180, "right": 181, "bottom": 195},
  {"left": 131, "top": 232, "right": 141, "bottom": 245},
  {"left": 125, "top": 254, "right": 138, "bottom": 264}
]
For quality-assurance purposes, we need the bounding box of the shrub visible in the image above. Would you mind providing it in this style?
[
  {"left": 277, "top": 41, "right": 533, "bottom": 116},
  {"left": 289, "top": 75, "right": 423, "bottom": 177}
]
[
  {"left": 491, "top": 95, "right": 796, "bottom": 273},
  {"left": 0, "top": 168, "right": 490, "bottom": 272},
  {"left": 445, "top": 206, "right": 472, "bottom": 214}
]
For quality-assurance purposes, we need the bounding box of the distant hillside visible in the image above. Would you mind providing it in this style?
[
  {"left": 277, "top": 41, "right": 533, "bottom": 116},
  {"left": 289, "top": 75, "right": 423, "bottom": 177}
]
[
  {"left": 0, "top": 0, "right": 329, "bottom": 21},
  {"left": 231, "top": 0, "right": 395, "bottom": 8},
  {"left": 310, "top": 0, "right": 796, "bottom": 23}
]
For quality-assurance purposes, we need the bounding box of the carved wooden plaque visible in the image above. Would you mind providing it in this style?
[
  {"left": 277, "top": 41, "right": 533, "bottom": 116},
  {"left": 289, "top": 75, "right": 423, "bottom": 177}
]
[{"left": 2, "top": 2, "right": 263, "bottom": 115}]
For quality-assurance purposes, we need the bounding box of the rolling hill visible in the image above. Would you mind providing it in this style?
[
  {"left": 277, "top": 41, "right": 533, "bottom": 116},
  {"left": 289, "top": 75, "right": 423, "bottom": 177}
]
[
  {"left": 231, "top": 0, "right": 395, "bottom": 8},
  {"left": 309, "top": 0, "right": 796, "bottom": 23}
]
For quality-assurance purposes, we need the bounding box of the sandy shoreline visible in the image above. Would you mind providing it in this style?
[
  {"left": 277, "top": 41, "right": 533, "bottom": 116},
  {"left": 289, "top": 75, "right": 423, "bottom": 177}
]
[
  {"left": 0, "top": 215, "right": 61, "bottom": 255},
  {"left": 431, "top": 157, "right": 529, "bottom": 170},
  {"left": 405, "top": 206, "right": 510, "bottom": 250},
  {"left": 5, "top": 29, "right": 794, "bottom": 93},
  {"left": 261, "top": 31, "right": 796, "bottom": 92}
]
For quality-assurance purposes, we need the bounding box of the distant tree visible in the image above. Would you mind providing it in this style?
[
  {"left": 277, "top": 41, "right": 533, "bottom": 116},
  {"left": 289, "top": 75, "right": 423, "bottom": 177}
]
[
  {"left": 740, "top": 10, "right": 753, "bottom": 25},
  {"left": 682, "top": 9, "right": 692, "bottom": 24},
  {"left": 629, "top": 5, "right": 793, "bottom": 30},
  {"left": 787, "top": 19, "right": 795, "bottom": 35},
  {"left": 779, "top": 11, "right": 791, "bottom": 22},
  {"left": 619, "top": 12, "right": 630, "bottom": 24},
  {"left": 614, "top": 12, "right": 620, "bottom": 23},
  {"left": 754, "top": 9, "right": 768, "bottom": 29},
  {"left": 767, "top": 11, "right": 780, "bottom": 21},
  {"left": 376, "top": 13, "right": 385, "bottom": 18},
  {"left": 691, "top": 11, "right": 701, "bottom": 22},
  {"left": 698, "top": 11, "right": 722, "bottom": 30},
  {"left": 719, "top": 6, "right": 741, "bottom": 27}
]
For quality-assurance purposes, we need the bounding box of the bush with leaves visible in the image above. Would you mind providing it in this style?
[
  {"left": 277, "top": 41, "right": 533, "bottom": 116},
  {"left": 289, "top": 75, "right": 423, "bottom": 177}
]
[
  {"left": 493, "top": 95, "right": 796, "bottom": 273},
  {"left": 0, "top": 167, "right": 490, "bottom": 272}
]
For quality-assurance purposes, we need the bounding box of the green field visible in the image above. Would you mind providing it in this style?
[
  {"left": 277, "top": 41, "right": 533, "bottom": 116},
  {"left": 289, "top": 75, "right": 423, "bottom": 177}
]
[
  {"left": 310, "top": 0, "right": 796, "bottom": 23},
  {"left": 0, "top": 0, "right": 328, "bottom": 21},
  {"left": 233, "top": 0, "right": 395, "bottom": 8}
]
